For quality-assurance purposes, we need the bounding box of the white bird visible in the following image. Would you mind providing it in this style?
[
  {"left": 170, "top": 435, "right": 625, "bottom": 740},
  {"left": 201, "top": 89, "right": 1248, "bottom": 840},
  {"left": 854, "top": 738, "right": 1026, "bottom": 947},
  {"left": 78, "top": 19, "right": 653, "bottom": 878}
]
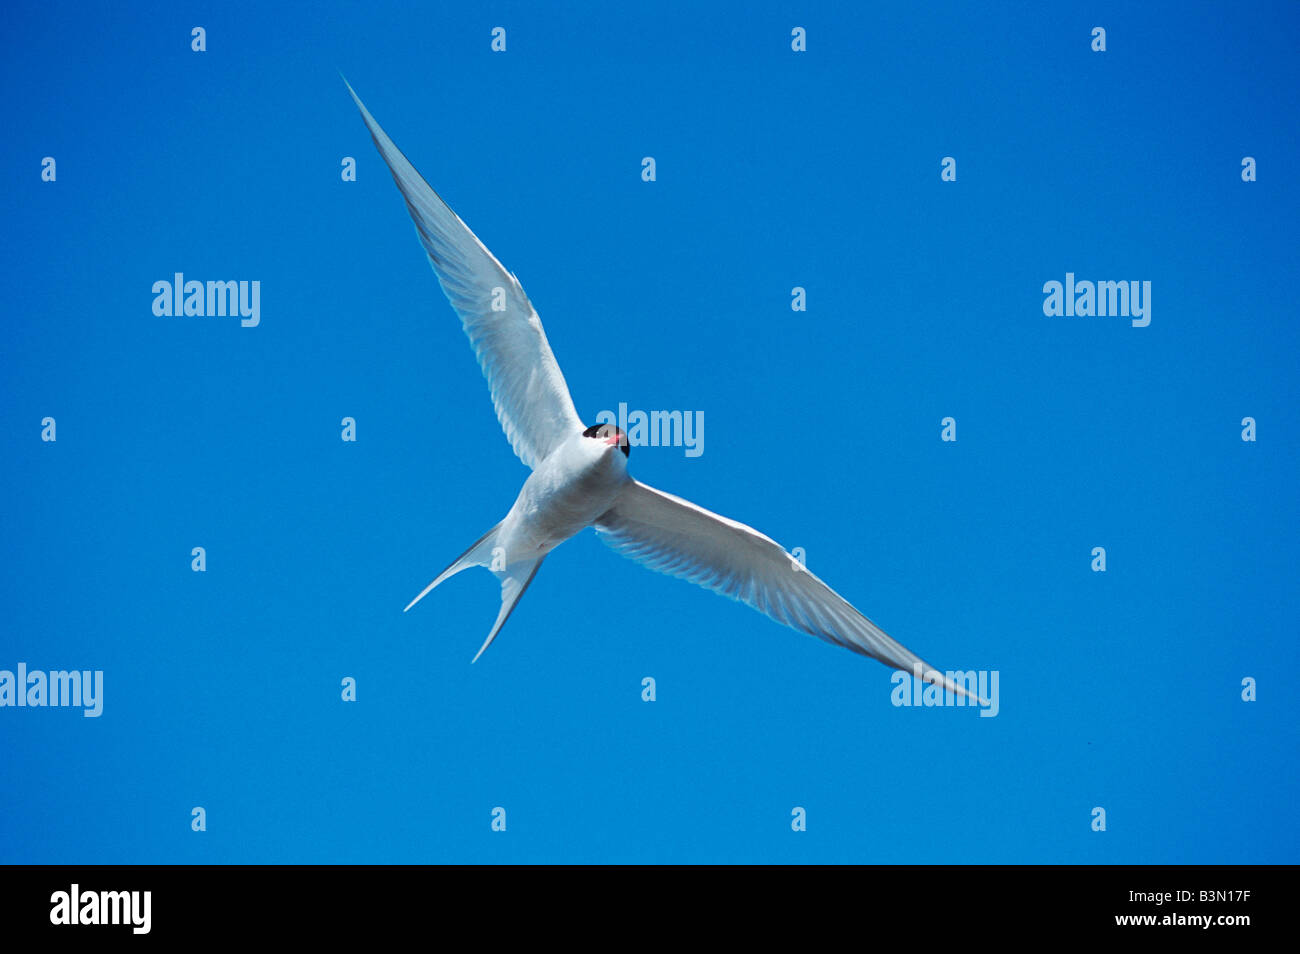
[{"left": 347, "top": 82, "right": 984, "bottom": 704}]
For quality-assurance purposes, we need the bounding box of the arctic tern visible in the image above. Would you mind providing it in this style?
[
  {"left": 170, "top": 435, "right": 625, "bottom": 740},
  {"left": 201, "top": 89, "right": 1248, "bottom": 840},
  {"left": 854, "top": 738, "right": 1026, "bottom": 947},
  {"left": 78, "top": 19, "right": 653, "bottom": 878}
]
[{"left": 347, "top": 82, "right": 982, "bottom": 703}]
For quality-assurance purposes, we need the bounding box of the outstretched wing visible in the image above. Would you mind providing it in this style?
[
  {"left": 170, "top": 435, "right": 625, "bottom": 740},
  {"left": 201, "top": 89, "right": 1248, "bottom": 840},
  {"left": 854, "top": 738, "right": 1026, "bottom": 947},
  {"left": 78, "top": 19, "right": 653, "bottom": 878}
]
[
  {"left": 347, "top": 82, "right": 583, "bottom": 469},
  {"left": 596, "top": 480, "right": 985, "bottom": 703}
]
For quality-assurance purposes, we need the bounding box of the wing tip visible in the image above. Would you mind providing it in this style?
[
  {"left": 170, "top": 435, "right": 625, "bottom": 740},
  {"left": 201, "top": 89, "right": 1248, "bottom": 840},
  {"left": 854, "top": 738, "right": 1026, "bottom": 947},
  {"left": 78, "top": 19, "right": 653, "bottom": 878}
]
[
  {"left": 340, "top": 75, "right": 376, "bottom": 127},
  {"left": 919, "top": 667, "right": 990, "bottom": 708}
]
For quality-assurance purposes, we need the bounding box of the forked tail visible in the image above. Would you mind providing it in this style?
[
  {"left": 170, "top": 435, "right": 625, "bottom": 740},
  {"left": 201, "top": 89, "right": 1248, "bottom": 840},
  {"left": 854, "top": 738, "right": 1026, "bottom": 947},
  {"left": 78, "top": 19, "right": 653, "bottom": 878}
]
[
  {"left": 404, "top": 521, "right": 545, "bottom": 663},
  {"left": 403, "top": 521, "right": 504, "bottom": 612}
]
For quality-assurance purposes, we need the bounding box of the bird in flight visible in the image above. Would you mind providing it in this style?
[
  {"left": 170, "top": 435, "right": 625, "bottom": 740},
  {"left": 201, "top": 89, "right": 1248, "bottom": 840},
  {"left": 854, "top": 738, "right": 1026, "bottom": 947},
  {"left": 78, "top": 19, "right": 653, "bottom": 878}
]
[{"left": 346, "top": 82, "right": 982, "bottom": 703}]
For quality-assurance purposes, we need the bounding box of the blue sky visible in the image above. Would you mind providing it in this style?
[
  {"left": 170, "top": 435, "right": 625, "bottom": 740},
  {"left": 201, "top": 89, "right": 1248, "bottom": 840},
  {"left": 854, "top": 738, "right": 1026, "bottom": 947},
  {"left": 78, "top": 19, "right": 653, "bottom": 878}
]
[{"left": 2, "top": 0, "right": 1297, "bottom": 863}]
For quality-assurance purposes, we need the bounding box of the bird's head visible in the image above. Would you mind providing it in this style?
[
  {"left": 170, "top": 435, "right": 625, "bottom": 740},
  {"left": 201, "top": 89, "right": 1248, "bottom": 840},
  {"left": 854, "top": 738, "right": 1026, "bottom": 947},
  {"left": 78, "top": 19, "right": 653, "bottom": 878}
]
[{"left": 583, "top": 422, "right": 630, "bottom": 458}]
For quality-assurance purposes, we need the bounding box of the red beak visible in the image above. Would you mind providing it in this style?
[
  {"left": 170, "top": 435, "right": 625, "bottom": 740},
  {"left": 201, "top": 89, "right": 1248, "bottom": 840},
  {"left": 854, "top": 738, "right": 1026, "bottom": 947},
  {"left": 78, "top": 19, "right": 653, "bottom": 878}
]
[{"left": 604, "top": 432, "right": 623, "bottom": 446}]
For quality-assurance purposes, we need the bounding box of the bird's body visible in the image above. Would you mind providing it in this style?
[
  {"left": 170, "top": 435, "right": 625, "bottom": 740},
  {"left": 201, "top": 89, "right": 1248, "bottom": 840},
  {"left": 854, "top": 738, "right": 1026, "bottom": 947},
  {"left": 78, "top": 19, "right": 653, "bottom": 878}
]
[
  {"left": 401, "top": 427, "right": 631, "bottom": 662},
  {"left": 502, "top": 428, "right": 631, "bottom": 560},
  {"left": 346, "top": 80, "right": 985, "bottom": 704}
]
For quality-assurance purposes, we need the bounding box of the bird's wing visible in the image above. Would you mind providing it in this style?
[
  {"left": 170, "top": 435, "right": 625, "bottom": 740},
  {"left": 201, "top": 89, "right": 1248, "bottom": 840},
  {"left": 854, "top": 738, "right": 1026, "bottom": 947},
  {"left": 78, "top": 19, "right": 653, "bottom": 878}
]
[
  {"left": 596, "top": 480, "right": 985, "bottom": 703},
  {"left": 346, "top": 82, "right": 583, "bottom": 470}
]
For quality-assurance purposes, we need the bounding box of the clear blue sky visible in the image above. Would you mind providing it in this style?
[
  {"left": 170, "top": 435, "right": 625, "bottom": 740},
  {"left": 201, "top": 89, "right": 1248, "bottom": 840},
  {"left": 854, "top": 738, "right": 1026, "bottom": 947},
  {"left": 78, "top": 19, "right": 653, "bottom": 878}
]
[{"left": 2, "top": 0, "right": 1297, "bottom": 863}]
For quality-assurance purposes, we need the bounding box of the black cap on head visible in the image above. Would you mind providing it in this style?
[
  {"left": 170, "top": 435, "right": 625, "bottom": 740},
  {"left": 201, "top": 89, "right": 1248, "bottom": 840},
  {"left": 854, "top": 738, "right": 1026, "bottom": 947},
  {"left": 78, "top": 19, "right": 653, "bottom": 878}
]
[{"left": 583, "top": 422, "right": 630, "bottom": 457}]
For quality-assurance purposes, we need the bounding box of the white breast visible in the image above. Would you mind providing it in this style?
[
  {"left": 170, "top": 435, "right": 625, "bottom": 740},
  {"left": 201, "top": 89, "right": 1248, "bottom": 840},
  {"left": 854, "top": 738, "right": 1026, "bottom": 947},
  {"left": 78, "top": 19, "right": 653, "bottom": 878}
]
[{"left": 497, "top": 432, "right": 631, "bottom": 560}]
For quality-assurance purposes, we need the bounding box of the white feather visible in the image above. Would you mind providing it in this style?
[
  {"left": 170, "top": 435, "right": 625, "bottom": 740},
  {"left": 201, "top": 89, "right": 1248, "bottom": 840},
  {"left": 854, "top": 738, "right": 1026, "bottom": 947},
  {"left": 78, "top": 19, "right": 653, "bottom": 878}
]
[
  {"left": 346, "top": 81, "right": 583, "bottom": 470},
  {"left": 597, "top": 481, "right": 986, "bottom": 704}
]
